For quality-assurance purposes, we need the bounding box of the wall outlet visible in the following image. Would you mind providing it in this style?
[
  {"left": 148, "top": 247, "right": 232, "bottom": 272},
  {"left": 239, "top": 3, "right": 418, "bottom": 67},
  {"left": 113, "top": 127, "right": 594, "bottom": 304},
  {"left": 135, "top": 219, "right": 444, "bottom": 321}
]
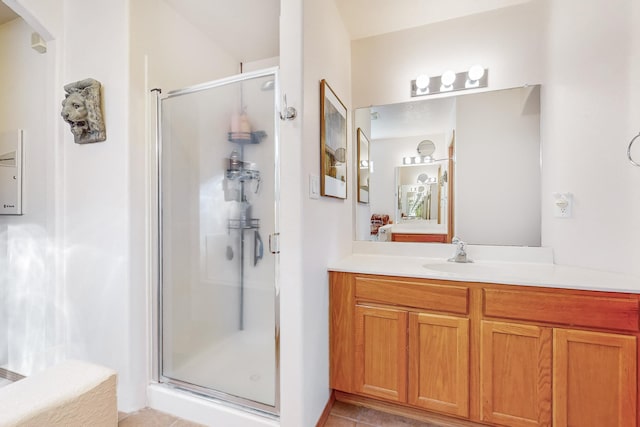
[
  {"left": 553, "top": 192, "right": 572, "bottom": 218},
  {"left": 309, "top": 174, "right": 320, "bottom": 199}
]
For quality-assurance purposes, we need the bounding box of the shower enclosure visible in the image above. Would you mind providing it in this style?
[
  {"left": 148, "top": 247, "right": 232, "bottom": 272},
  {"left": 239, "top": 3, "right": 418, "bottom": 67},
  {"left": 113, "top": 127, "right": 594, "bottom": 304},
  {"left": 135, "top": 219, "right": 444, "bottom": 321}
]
[{"left": 156, "top": 68, "right": 279, "bottom": 414}]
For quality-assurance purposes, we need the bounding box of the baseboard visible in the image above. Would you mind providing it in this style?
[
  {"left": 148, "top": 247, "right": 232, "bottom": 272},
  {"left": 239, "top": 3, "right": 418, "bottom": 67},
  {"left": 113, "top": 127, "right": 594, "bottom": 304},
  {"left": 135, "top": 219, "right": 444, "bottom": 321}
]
[
  {"left": 315, "top": 390, "right": 336, "bottom": 427},
  {"left": 334, "top": 391, "right": 486, "bottom": 427}
]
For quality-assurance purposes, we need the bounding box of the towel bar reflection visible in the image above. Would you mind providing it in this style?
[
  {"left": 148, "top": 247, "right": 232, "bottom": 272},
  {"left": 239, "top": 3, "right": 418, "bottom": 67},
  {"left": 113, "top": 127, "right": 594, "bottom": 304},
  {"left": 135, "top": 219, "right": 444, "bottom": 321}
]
[{"left": 627, "top": 132, "right": 640, "bottom": 167}]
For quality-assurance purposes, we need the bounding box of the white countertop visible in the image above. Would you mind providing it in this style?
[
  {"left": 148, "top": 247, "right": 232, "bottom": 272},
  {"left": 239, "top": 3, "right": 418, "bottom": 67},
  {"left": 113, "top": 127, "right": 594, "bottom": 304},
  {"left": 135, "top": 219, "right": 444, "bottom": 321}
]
[
  {"left": 329, "top": 244, "right": 640, "bottom": 294},
  {"left": 389, "top": 220, "right": 447, "bottom": 235}
]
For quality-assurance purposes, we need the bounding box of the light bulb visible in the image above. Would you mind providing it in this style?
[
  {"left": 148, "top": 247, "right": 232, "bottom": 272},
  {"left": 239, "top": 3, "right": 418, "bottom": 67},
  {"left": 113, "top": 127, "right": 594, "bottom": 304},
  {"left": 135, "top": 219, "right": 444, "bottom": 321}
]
[
  {"left": 441, "top": 70, "right": 456, "bottom": 87},
  {"left": 468, "top": 64, "right": 485, "bottom": 82},
  {"left": 415, "top": 74, "right": 430, "bottom": 90}
]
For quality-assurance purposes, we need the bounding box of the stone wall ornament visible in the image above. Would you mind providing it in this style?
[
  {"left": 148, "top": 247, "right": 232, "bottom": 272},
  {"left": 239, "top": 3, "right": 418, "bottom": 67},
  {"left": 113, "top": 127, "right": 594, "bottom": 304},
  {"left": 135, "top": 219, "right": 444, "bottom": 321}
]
[{"left": 61, "top": 78, "right": 106, "bottom": 144}]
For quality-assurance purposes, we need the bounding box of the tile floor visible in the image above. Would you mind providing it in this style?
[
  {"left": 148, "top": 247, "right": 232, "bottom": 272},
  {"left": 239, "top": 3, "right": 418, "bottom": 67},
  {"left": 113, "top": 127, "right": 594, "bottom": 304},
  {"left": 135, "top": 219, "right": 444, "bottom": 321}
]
[
  {"left": 0, "top": 380, "right": 468, "bottom": 427},
  {"left": 118, "top": 408, "right": 205, "bottom": 427},
  {"left": 122, "top": 403, "right": 466, "bottom": 427},
  {"left": 322, "top": 401, "right": 469, "bottom": 427}
]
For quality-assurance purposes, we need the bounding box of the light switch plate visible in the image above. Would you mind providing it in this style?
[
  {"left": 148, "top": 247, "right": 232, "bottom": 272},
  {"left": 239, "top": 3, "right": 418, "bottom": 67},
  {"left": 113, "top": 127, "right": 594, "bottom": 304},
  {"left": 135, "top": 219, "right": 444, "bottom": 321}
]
[{"left": 309, "top": 174, "right": 320, "bottom": 199}]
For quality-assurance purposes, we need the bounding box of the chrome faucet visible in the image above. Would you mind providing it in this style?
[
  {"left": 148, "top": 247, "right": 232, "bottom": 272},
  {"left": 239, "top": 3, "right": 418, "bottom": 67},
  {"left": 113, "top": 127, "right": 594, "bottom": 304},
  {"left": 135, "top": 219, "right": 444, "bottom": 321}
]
[{"left": 448, "top": 237, "right": 473, "bottom": 263}]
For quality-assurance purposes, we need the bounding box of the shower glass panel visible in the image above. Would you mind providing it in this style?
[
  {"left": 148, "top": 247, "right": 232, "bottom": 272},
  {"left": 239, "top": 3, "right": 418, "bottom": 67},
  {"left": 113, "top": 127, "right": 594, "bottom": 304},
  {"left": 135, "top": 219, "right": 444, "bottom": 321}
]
[{"left": 158, "top": 69, "right": 279, "bottom": 414}]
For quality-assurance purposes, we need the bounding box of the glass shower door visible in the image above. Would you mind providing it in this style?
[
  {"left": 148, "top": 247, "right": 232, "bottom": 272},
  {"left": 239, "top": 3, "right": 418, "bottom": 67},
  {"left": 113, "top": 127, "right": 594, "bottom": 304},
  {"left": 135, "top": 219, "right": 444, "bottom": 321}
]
[{"left": 158, "top": 69, "right": 279, "bottom": 413}]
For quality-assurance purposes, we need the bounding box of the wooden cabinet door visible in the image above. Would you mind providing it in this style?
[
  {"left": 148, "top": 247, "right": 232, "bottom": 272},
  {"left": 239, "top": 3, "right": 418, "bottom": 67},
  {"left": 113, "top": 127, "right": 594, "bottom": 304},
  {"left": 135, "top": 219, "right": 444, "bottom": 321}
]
[
  {"left": 354, "top": 304, "right": 408, "bottom": 402},
  {"left": 408, "top": 312, "right": 469, "bottom": 417},
  {"left": 553, "top": 329, "right": 636, "bottom": 427},
  {"left": 480, "top": 321, "right": 552, "bottom": 427}
]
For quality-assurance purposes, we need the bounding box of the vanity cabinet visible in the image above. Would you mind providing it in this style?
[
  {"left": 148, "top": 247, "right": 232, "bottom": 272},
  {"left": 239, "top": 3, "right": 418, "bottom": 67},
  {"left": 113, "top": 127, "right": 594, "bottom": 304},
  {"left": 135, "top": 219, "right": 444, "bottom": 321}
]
[
  {"left": 480, "top": 321, "right": 637, "bottom": 427},
  {"left": 553, "top": 329, "right": 636, "bottom": 427},
  {"left": 332, "top": 273, "right": 470, "bottom": 418},
  {"left": 352, "top": 305, "right": 470, "bottom": 416},
  {"left": 354, "top": 304, "right": 408, "bottom": 402},
  {"left": 480, "top": 320, "right": 552, "bottom": 426},
  {"left": 483, "top": 287, "right": 638, "bottom": 427},
  {"left": 408, "top": 312, "right": 469, "bottom": 417},
  {"left": 391, "top": 233, "right": 448, "bottom": 243},
  {"left": 329, "top": 271, "right": 640, "bottom": 427}
]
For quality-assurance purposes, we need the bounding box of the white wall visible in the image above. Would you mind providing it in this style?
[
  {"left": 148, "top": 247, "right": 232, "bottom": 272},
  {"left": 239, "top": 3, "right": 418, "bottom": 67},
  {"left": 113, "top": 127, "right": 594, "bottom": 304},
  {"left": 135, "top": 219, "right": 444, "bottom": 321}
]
[
  {"left": 300, "top": 0, "right": 352, "bottom": 424},
  {"left": 277, "top": 0, "right": 305, "bottom": 423},
  {"left": 351, "top": 2, "right": 544, "bottom": 108},
  {"left": 0, "top": 16, "right": 58, "bottom": 375},
  {"left": 60, "top": 0, "right": 144, "bottom": 410},
  {"left": 541, "top": 0, "right": 639, "bottom": 274},
  {"left": 351, "top": 1, "right": 640, "bottom": 275}
]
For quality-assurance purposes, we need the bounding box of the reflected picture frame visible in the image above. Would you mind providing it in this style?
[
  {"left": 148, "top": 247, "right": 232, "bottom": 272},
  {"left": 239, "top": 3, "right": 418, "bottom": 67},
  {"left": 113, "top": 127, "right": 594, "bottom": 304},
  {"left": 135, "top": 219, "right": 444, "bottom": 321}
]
[
  {"left": 357, "top": 128, "right": 370, "bottom": 204},
  {"left": 320, "top": 79, "right": 347, "bottom": 199}
]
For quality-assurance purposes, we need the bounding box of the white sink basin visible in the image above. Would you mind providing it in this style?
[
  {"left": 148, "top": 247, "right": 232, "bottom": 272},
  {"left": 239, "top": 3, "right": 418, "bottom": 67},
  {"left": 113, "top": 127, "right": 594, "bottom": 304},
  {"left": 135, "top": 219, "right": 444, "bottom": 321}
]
[{"left": 422, "top": 261, "right": 513, "bottom": 275}]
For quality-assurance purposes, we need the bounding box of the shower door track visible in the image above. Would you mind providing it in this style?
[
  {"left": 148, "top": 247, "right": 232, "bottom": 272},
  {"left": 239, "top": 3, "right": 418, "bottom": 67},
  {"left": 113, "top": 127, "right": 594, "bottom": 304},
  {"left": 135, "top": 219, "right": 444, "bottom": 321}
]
[{"left": 154, "top": 67, "right": 281, "bottom": 417}]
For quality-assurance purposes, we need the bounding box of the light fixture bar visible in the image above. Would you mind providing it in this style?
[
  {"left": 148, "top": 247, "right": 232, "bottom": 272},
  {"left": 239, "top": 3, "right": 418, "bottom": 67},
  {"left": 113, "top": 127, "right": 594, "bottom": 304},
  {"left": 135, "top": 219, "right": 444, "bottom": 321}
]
[
  {"left": 403, "top": 156, "right": 449, "bottom": 165},
  {"left": 411, "top": 67, "right": 489, "bottom": 98}
]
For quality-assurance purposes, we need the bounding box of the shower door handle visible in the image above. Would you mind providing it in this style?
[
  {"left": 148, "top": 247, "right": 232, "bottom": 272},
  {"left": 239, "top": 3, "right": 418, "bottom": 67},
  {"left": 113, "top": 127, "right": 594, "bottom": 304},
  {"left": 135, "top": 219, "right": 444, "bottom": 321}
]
[{"left": 269, "top": 233, "right": 280, "bottom": 254}]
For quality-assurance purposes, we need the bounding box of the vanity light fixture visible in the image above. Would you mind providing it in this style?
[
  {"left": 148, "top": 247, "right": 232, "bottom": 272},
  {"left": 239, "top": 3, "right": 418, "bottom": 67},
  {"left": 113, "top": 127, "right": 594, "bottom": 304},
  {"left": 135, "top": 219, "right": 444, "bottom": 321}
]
[
  {"left": 466, "top": 64, "right": 485, "bottom": 88},
  {"left": 415, "top": 74, "right": 430, "bottom": 95},
  {"left": 440, "top": 70, "right": 456, "bottom": 91},
  {"left": 411, "top": 64, "right": 489, "bottom": 97},
  {"left": 403, "top": 155, "right": 439, "bottom": 165}
]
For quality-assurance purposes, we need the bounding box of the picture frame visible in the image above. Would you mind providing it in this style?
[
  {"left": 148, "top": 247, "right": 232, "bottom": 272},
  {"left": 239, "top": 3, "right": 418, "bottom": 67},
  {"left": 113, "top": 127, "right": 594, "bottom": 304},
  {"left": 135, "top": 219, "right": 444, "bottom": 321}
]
[
  {"left": 357, "top": 128, "right": 370, "bottom": 204},
  {"left": 320, "top": 79, "right": 347, "bottom": 199}
]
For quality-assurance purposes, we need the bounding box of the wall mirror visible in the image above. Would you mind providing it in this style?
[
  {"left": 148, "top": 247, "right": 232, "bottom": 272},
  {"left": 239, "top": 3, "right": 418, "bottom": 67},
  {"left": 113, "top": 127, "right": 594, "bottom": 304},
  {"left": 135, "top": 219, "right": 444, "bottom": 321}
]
[
  {"left": 357, "top": 128, "right": 370, "bottom": 204},
  {"left": 355, "top": 85, "right": 541, "bottom": 246}
]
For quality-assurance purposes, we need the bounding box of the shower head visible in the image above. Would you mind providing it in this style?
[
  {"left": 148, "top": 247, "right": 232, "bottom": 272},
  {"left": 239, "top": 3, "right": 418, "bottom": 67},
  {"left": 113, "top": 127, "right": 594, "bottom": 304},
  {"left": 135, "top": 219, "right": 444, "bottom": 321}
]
[{"left": 261, "top": 80, "right": 275, "bottom": 91}]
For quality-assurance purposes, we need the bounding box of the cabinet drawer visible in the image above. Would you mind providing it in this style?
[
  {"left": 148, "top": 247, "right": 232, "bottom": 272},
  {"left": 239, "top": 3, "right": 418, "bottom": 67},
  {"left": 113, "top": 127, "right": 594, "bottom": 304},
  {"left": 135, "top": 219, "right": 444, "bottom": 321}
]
[
  {"left": 484, "top": 288, "right": 640, "bottom": 332},
  {"left": 355, "top": 276, "right": 468, "bottom": 315},
  {"left": 391, "top": 233, "right": 448, "bottom": 243}
]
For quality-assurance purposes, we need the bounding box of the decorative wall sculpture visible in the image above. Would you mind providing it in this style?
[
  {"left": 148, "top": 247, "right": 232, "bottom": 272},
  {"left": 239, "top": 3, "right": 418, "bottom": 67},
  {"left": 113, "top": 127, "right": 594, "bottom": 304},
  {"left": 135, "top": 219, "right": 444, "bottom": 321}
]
[{"left": 61, "top": 78, "right": 106, "bottom": 144}]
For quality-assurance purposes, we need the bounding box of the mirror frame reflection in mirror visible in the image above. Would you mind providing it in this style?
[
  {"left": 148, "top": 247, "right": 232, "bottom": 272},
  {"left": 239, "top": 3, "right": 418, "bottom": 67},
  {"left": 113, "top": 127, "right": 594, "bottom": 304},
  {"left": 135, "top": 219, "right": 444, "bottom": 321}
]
[
  {"left": 355, "top": 85, "right": 541, "bottom": 247},
  {"left": 357, "top": 128, "right": 370, "bottom": 204},
  {"left": 416, "top": 139, "right": 436, "bottom": 157}
]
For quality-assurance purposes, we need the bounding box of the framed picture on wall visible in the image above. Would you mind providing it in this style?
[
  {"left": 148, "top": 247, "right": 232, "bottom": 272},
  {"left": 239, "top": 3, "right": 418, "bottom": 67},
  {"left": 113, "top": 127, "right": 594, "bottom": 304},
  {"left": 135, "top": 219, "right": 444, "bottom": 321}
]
[
  {"left": 320, "top": 79, "right": 347, "bottom": 199},
  {"left": 357, "top": 128, "right": 370, "bottom": 204}
]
